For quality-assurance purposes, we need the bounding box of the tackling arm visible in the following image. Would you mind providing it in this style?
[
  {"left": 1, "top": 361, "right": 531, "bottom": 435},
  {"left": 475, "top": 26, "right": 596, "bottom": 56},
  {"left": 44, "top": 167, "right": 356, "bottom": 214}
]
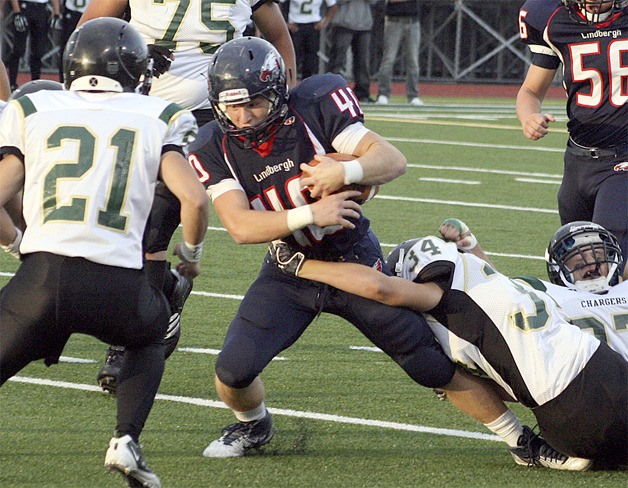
[{"left": 296, "top": 258, "right": 444, "bottom": 311}]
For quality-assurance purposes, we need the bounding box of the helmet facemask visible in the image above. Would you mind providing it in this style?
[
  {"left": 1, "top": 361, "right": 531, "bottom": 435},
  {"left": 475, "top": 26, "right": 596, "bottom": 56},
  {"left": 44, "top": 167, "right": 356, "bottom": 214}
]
[
  {"left": 546, "top": 224, "right": 623, "bottom": 294},
  {"left": 562, "top": 0, "right": 627, "bottom": 25},
  {"left": 214, "top": 89, "right": 288, "bottom": 149},
  {"left": 208, "top": 37, "right": 289, "bottom": 149}
]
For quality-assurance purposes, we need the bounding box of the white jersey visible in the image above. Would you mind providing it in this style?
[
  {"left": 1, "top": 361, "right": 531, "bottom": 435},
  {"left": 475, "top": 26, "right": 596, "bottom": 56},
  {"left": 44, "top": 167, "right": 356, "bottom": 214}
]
[
  {"left": 129, "top": 0, "right": 265, "bottom": 111},
  {"left": 514, "top": 277, "right": 628, "bottom": 361},
  {"left": 399, "top": 236, "right": 602, "bottom": 408},
  {"left": 64, "top": 0, "right": 90, "bottom": 13},
  {"left": 0, "top": 90, "right": 197, "bottom": 269},
  {"left": 285, "top": 0, "right": 336, "bottom": 23}
]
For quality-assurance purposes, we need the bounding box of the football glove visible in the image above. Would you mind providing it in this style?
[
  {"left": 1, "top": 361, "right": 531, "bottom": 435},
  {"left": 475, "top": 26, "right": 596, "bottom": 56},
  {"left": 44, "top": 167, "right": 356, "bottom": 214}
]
[
  {"left": 49, "top": 14, "right": 62, "bottom": 31},
  {"left": 268, "top": 240, "right": 305, "bottom": 277},
  {"left": 13, "top": 13, "right": 28, "bottom": 33},
  {"left": 147, "top": 44, "right": 173, "bottom": 78},
  {"left": 439, "top": 218, "right": 478, "bottom": 251}
]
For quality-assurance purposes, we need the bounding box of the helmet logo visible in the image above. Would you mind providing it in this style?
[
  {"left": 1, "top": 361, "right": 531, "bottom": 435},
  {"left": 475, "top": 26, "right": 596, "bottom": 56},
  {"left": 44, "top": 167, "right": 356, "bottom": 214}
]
[
  {"left": 89, "top": 77, "right": 98, "bottom": 87},
  {"left": 219, "top": 88, "right": 250, "bottom": 104},
  {"left": 259, "top": 51, "right": 281, "bottom": 82},
  {"left": 613, "top": 162, "right": 628, "bottom": 172}
]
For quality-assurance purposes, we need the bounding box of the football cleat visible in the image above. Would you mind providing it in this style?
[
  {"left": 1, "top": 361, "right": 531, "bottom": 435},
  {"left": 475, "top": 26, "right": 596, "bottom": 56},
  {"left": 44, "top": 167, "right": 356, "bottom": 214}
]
[
  {"left": 537, "top": 443, "right": 593, "bottom": 471},
  {"left": 202, "top": 411, "right": 274, "bottom": 458},
  {"left": 164, "top": 269, "right": 193, "bottom": 358},
  {"left": 509, "top": 425, "right": 592, "bottom": 471},
  {"left": 97, "top": 345, "right": 125, "bottom": 394},
  {"left": 105, "top": 435, "right": 161, "bottom": 488}
]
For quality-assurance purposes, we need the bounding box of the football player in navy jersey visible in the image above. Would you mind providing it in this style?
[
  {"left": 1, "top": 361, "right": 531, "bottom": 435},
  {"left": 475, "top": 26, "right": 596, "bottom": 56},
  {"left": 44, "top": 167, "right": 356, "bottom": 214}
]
[
  {"left": 188, "top": 36, "right": 516, "bottom": 459},
  {"left": 516, "top": 0, "right": 628, "bottom": 269}
]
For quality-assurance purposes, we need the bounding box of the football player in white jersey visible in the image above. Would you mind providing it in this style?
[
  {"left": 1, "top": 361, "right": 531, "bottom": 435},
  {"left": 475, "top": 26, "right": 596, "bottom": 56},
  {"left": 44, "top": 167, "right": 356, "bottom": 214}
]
[
  {"left": 439, "top": 219, "right": 628, "bottom": 360},
  {"left": 77, "top": 0, "right": 297, "bottom": 393},
  {"left": 0, "top": 18, "right": 209, "bottom": 487},
  {"left": 268, "top": 236, "right": 627, "bottom": 470}
]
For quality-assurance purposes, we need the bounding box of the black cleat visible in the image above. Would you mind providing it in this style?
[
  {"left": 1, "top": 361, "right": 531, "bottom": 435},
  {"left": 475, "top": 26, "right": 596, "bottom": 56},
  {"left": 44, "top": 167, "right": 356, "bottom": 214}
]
[{"left": 97, "top": 345, "right": 125, "bottom": 394}]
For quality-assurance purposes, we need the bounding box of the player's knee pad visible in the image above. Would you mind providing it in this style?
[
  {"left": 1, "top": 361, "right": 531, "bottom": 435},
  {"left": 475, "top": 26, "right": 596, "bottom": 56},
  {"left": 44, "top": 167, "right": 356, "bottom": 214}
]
[
  {"left": 215, "top": 357, "right": 258, "bottom": 389},
  {"left": 394, "top": 345, "right": 456, "bottom": 389}
]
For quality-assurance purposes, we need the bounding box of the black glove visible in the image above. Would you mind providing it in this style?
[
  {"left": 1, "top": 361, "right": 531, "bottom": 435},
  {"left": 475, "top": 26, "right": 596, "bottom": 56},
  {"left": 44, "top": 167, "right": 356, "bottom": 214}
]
[
  {"left": 49, "top": 14, "right": 62, "bottom": 31},
  {"left": 268, "top": 240, "right": 305, "bottom": 277},
  {"left": 13, "top": 13, "right": 28, "bottom": 33},
  {"left": 147, "top": 44, "right": 173, "bottom": 78}
]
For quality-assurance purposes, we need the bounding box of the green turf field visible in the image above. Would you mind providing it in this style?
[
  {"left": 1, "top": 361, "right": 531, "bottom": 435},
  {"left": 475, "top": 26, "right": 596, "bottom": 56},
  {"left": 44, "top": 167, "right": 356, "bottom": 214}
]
[{"left": 1, "top": 97, "right": 625, "bottom": 487}]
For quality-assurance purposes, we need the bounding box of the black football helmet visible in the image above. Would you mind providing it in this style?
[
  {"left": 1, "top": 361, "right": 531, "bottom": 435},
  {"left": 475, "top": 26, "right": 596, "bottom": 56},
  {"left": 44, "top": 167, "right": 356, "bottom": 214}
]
[
  {"left": 561, "top": 0, "right": 628, "bottom": 25},
  {"left": 207, "top": 36, "right": 289, "bottom": 148},
  {"left": 9, "top": 80, "right": 64, "bottom": 100},
  {"left": 546, "top": 221, "right": 623, "bottom": 293},
  {"left": 63, "top": 17, "right": 152, "bottom": 94}
]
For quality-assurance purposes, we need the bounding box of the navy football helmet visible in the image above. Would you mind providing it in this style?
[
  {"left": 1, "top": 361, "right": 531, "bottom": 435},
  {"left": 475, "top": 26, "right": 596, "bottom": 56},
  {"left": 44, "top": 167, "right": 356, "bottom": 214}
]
[
  {"left": 9, "top": 80, "right": 64, "bottom": 100},
  {"left": 546, "top": 221, "right": 623, "bottom": 293},
  {"left": 207, "top": 36, "right": 289, "bottom": 148},
  {"left": 562, "top": 0, "right": 628, "bottom": 25},
  {"left": 63, "top": 17, "right": 152, "bottom": 94}
]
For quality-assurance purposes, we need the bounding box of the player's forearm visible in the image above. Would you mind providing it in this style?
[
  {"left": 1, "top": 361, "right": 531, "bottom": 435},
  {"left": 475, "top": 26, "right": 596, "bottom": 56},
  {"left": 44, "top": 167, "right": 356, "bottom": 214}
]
[
  {"left": 515, "top": 88, "right": 543, "bottom": 128},
  {"left": 299, "top": 260, "right": 390, "bottom": 301},
  {"left": 221, "top": 208, "right": 303, "bottom": 244},
  {"left": 351, "top": 135, "right": 407, "bottom": 185},
  {"left": 180, "top": 197, "right": 209, "bottom": 247},
  {"left": 0, "top": 208, "right": 17, "bottom": 246}
]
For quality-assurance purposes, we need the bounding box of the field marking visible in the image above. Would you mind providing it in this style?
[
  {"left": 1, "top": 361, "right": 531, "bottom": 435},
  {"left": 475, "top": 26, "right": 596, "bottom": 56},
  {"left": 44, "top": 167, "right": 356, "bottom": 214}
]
[
  {"left": 59, "top": 356, "right": 97, "bottom": 364},
  {"left": 178, "top": 347, "right": 287, "bottom": 361},
  {"left": 392, "top": 138, "right": 563, "bottom": 154},
  {"left": 408, "top": 163, "right": 562, "bottom": 177},
  {"left": 366, "top": 115, "right": 569, "bottom": 133},
  {"left": 8, "top": 375, "right": 500, "bottom": 443},
  {"left": 375, "top": 194, "right": 558, "bottom": 214},
  {"left": 419, "top": 177, "right": 481, "bottom": 185},
  {"left": 515, "top": 177, "right": 561, "bottom": 185}
]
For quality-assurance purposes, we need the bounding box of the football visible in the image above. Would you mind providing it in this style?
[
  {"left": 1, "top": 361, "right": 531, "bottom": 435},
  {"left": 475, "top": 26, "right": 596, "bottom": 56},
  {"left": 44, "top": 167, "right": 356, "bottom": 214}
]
[{"left": 305, "top": 153, "right": 379, "bottom": 204}]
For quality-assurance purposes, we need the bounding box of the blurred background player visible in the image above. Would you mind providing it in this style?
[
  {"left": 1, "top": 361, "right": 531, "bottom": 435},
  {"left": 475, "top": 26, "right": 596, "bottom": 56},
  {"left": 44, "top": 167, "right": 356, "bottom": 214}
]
[
  {"left": 4, "top": 0, "right": 61, "bottom": 89},
  {"left": 282, "top": 0, "right": 337, "bottom": 80},
  {"left": 0, "top": 18, "right": 208, "bottom": 487},
  {"left": 78, "top": 0, "right": 297, "bottom": 393},
  {"left": 56, "top": 0, "right": 92, "bottom": 83}
]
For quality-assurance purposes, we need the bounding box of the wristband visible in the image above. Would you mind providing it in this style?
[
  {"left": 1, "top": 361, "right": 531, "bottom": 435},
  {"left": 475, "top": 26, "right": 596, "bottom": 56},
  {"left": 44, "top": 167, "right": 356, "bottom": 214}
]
[
  {"left": 341, "top": 159, "right": 363, "bottom": 185},
  {"left": 286, "top": 205, "right": 314, "bottom": 232},
  {"left": 180, "top": 240, "right": 203, "bottom": 263},
  {"left": 1, "top": 226, "right": 22, "bottom": 259},
  {"left": 458, "top": 233, "right": 478, "bottom": 251}
]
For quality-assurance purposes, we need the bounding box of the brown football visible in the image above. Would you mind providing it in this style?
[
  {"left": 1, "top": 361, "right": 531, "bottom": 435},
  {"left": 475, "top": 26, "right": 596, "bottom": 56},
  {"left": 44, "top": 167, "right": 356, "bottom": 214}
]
[{"left": 305, "top": 153, "right": 379, "bottom": 204}]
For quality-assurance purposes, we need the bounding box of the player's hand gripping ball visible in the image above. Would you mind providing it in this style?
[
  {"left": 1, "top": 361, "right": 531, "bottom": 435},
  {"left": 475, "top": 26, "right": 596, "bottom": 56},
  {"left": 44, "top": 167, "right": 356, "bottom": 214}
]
[{"left": 305, "top": 153, "right": 379, "bottom": 204}]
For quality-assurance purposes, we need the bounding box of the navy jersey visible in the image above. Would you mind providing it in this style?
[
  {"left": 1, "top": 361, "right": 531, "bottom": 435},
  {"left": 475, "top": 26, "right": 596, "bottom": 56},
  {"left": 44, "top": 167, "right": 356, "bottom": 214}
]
[
  {"left": 519, "top": 0, "right": 628, "bottom": 147},
  {"left": 189, "top": 73, "right": 371, "bottom": 259}
]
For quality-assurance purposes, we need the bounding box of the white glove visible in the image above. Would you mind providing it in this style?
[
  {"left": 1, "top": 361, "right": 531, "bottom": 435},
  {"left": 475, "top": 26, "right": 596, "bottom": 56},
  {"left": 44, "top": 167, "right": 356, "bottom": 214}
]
[{"left": 14, "top": 13, "right": 28, "bottom": 33}]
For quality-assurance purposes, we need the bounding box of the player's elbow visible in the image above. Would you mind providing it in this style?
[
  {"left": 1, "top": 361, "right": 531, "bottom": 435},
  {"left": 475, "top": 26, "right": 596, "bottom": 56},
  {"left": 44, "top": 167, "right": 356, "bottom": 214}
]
[
  {"left": 363, "top": 278, "right": 398, "bottom": 306},
  {"left": 388, "top": 149, "right": 407, "bottom": 180}
]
